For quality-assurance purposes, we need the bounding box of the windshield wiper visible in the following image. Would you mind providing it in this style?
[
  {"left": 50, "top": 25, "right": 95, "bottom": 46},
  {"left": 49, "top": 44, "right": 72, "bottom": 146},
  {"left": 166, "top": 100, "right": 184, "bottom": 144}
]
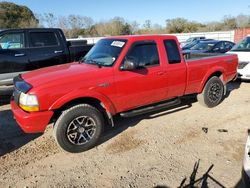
[{"left": 82, "top": 59, "right": 103, "bottom": 68}]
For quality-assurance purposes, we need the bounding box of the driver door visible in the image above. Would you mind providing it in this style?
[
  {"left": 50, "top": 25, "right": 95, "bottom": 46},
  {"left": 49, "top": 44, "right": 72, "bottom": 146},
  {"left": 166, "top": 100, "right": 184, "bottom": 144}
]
[{"left": 113, "top": 41, "right": 168, "bottom": 112}]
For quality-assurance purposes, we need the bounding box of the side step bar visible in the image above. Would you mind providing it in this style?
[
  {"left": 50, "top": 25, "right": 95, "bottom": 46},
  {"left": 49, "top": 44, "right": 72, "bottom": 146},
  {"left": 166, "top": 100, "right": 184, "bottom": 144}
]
[{"left": 120, "top": 98, "right": 181, "bottom": 118}]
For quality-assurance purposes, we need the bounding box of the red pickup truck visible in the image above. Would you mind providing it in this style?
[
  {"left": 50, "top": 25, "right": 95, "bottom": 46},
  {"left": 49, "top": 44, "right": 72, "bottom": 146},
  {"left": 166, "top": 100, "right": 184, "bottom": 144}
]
[{"left": 11, "top": 35, "right": 238, "bottom": 153}]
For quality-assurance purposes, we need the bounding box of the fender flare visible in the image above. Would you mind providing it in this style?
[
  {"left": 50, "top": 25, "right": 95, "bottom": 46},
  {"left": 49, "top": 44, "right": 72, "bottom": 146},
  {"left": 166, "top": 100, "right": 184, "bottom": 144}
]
[
  {"left": 48, "top": 89, "right": 117, "bottom": 115},
  {"left": 198, "top": 66, "right": 226, "bottom": 93}
]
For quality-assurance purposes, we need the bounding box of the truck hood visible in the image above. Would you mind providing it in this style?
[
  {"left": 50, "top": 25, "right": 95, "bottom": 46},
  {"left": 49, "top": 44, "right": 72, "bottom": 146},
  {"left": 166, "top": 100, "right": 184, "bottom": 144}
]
[{"left": 22, "top": 62, "right": 101, "bottom": 88}]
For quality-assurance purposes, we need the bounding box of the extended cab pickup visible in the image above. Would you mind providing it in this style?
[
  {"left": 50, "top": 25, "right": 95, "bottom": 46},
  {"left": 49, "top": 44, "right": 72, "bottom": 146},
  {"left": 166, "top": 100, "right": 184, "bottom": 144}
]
[
  {"left": 11, "top": 35, "right": 238, "bottom": 153},
  {"left": 0, "top": 28, "right": 93, "bottom": 92}
]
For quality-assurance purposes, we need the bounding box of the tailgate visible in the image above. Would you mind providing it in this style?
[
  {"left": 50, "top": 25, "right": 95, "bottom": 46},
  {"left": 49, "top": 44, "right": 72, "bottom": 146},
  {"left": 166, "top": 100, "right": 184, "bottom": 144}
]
[{"left": 224, "top": 54, "right": 238, "bottom": 81}]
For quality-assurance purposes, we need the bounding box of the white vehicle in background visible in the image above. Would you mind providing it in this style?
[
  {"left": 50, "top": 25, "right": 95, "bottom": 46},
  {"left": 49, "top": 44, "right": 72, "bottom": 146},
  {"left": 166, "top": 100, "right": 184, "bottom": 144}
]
[{"left": 227, "top": 36, "right": 250, "bottom": 80}]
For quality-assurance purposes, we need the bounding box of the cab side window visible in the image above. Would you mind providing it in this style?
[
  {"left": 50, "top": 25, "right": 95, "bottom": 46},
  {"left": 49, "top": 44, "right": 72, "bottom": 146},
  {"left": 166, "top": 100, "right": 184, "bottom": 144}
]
[
  {"left": 164, "top": 40, "right": 181, "bottom": 64},
  {"left": 125, "top": 42, "right": 159, "bottom": 67},
  {"left": 30, "top": 32, "right": 59, "bottom": 47},
  {"left": 0, "top": 33, "right": 25, "bottom": 49}
]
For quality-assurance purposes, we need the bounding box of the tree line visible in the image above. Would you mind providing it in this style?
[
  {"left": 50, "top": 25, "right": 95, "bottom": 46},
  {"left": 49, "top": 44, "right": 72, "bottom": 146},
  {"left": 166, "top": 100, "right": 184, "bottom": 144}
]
[{"left": 1, "top": 1, "right": 250, "bottom": 38}]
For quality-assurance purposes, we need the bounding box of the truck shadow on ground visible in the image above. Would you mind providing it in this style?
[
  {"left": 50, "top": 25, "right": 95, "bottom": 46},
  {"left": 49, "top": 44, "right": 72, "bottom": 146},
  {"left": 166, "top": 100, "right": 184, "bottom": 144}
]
[
  {"left": 0, "top": 109, "right": 41, "bottom": 156},
  {"left": 0, "top": 95, "right": 11, "bottom": 106},
  {"left": 0, "top": 87, "right": 13, "bottom": 106},
  {"left": 100, "top": 96, "right": 195, "bottom": 145},
  {"left": 224, "top": 80, "right": 241, "bottom": 99}
]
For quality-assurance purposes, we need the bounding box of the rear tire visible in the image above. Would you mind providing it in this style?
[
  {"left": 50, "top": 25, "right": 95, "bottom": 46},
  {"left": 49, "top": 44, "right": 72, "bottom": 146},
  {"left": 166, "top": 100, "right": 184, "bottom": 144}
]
[
  {"left": 197, "top": 76, "right": 224, "bottom": 108},
  {"left": 53, "top": 104, "right": 104, "bottom": 153}
]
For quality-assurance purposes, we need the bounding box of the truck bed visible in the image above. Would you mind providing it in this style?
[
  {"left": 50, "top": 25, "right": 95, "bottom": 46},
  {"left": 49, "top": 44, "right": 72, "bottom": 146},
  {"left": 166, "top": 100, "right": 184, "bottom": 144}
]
[
  {"left": 183, "top": 52, "right": 229, "bottom": 61},
  {"left": 184, "top": 53, "right": 238, "bottom": 95},
  {"left": 68, "top": 44, "right": 93, "bottom": 62}
]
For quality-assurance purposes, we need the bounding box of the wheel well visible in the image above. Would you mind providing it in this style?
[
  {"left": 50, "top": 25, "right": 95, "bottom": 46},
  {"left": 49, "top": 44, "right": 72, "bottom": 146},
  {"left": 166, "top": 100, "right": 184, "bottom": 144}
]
[
  {"left": 209, "top": 71, "right": 223, "bottom": 79},
  {"left": 199, "top": 71, "right": 223, "bottom": 93},
  {"left": 50, "top": 97, "right": 110, "bottom": 125},
  {"left": 205, "top": 71, "right": 224, "bottom": 85}
]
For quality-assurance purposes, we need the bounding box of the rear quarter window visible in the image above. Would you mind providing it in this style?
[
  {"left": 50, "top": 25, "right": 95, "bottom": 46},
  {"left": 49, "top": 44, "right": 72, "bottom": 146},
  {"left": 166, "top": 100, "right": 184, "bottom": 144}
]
[
  {"left": 164, "top": 40, "right": 181, "bottom": 64},
  {"left": 30, "top": 32, "right": 59, "bottom": 47}
]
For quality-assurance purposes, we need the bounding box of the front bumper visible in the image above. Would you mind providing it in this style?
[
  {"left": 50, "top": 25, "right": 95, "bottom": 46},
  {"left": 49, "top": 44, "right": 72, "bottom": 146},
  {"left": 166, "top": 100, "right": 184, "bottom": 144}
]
[{"left": 11, "top": 100, "right": 53, "bottom": 133}]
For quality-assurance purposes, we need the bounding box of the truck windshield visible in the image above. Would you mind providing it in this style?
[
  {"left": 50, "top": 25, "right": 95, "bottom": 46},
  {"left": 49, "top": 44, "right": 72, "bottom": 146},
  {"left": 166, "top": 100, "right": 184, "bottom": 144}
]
[
  {"left": 81, "top": 39, "right": 127, "bottom": 67},
  {"left": 231, "top": 37, "right": 250, "bottom": 52}
]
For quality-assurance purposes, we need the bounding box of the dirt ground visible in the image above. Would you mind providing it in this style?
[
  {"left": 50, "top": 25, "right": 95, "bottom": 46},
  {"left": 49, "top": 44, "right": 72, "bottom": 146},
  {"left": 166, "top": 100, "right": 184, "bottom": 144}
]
[{"left": 0, "top": 81, "right": 249, "bottom": 188}]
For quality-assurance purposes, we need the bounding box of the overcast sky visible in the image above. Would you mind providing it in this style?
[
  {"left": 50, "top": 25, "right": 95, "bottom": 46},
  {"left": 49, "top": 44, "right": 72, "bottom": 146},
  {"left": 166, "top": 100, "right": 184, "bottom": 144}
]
[{"left": 6, "top": 0, "right": 250, "bottom": 26}]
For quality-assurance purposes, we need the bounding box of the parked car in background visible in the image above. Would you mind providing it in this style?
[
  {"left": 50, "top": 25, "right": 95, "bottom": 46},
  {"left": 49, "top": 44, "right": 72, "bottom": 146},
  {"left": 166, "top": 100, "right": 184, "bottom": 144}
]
[
  {"left": 180, "top": 36, "right": 205, "bottom": 47},
  {"left": 0, "top": 28, "right": 93, "bottom": 92},
  {"left": 227, "top": 36, "right": 250, "bottom": 80},
  {"left": 182, "top": 40, "right": 235, "bottom": 55},
  {"left": 11, "top": 35, "right": 238, "bottom": 153},
  {"left": 181, "top": 39, "right": 215, "bottom": 50}
]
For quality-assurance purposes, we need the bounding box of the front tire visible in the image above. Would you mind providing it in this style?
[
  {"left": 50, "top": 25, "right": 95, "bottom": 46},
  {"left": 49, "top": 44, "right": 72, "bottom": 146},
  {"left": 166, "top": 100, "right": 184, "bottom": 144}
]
[
  {"left": 197, "top": 76, "right": 224, "bottom": 108},
  {"left": 53, "top": 104, "right": 104, "bottom": 153}
]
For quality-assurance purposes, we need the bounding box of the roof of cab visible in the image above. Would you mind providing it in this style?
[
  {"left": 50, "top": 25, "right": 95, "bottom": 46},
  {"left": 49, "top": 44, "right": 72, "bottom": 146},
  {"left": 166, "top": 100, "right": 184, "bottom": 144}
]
[
  {"left": 0, "top": 28, "right": 62, "bottom": 33},
  {"left": 105, "top": 34, "right": 178, "bottom": 41}
]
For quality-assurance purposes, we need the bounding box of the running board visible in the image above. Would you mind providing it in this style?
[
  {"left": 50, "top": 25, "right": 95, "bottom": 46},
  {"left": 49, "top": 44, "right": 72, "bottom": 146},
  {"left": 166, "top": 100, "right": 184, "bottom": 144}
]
[{"left": 120, "top": 98, "right": 181, "bottom": 118}]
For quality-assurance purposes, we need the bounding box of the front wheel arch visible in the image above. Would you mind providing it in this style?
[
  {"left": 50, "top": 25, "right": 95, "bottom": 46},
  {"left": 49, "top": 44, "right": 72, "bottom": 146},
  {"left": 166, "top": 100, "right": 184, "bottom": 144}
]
[
  {"left": 50, "top": 97, "right": 112, "bottom": 127},
  {"left": 198, "top": 70, "right": 225, "bottom": 93}
]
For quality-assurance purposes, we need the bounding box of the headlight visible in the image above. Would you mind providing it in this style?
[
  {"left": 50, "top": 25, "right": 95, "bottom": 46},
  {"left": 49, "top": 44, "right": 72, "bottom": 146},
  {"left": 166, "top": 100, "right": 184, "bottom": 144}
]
[{"left": 19, "top": 93, "right": 39, "bottom": 112}]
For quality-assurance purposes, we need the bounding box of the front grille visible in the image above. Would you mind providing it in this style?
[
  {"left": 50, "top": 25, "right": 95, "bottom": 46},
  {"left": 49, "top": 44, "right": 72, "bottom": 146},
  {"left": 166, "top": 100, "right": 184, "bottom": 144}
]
[
  {"left": 13, "top": 87, "right": 21, "bottom": 105},
  {"left": 238, "top": 62, "right": 249, "bottom": 69}
]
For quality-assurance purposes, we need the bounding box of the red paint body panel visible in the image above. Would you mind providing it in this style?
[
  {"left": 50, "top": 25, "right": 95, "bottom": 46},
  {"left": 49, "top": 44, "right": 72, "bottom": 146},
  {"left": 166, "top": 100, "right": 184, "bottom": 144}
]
[
  {"left": 11, "top": 100, "right": 53, "bottom": 133},
  {"left": 185, "top": 55, "right": 238, "bottom": 94},
  {"left": 11, "top": 35, "right": 238, "bottom": 133}
]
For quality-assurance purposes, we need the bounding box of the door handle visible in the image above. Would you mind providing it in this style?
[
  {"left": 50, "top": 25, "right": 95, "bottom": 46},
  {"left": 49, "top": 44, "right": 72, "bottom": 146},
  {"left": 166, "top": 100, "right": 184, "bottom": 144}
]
[
  {"left": 156, "top": 71, "right": 166, "bottom": 75},
  {"left": 15, "top": 53, "right": 25, "bottom": 57},
  {"left": 54, "top": 50, "right": 63, "bottom": 54}
]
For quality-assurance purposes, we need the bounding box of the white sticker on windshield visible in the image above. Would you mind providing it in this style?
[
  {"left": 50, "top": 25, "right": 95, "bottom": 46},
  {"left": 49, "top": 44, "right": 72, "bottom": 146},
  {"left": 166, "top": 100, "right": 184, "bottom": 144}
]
[{"left": 111, "top": 41, "right": 125, "bottom": 48}]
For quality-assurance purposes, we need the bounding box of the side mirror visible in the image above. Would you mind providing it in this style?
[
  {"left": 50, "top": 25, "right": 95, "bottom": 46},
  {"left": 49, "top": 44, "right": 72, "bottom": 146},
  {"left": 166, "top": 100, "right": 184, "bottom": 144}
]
[{"left": 120, "top": 58, "right": 138, "bottom": 70}]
